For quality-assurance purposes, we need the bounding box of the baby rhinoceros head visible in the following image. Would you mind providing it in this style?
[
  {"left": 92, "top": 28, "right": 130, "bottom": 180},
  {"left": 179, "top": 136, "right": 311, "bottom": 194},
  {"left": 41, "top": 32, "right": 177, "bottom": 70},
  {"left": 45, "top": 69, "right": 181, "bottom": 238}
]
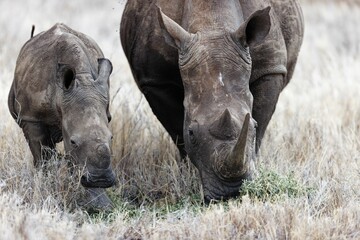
[{"left": 58, "top": 58, "right": 115, "bottom": 188}]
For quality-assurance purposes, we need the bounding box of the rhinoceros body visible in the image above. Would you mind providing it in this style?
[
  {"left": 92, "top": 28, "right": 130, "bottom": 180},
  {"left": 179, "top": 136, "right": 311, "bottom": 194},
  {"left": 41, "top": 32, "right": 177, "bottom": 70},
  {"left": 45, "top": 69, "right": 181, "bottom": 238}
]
[
  {"left": 8, "top": 23, "right": 115, "bottom": 209},
  {"left": 120, "top": 0, "right": 304, "bottom": 202}
]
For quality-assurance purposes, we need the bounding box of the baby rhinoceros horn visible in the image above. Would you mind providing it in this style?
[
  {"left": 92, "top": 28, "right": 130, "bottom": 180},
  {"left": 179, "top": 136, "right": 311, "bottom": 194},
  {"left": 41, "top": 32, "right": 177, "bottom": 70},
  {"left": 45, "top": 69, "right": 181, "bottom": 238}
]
[
  {"left": 95, "top": 143, "right": 111, "bottom": 169},
  {"left": 217, "top": 113, "right": 250, "bottom": 179}
]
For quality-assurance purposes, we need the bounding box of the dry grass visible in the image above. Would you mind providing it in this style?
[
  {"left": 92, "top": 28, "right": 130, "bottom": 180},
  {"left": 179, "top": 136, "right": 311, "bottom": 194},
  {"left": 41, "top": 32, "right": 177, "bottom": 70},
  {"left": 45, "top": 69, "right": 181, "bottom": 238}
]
[{"left": 0, "top": 0, "right": 359, "bottom": 239}]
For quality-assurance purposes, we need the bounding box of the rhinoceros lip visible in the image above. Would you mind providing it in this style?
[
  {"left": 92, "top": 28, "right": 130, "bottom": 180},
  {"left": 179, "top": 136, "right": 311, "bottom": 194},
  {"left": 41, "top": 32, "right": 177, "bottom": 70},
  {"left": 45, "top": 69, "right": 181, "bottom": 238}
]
[
  {"left": 202, "top": 175, "right": 248, "bottom": 204},
  {"left": 203, "top": 187, "right": 240, "bottom": 205},
  {"left": 80, "top": 169, "right": 116, "bottom": 188}
]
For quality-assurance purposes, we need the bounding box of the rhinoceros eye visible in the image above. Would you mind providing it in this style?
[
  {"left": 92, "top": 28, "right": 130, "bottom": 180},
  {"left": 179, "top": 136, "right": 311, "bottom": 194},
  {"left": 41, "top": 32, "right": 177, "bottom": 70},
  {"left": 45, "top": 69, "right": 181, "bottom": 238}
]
[
  {"left": 189, "top": 129, "right": 197, "bottom": 144},
  {"left": 188, "top": 121, "right": 199, "bottom": 145},
  {"left": 189, "top": 129, "right": 194, "bottom": 136}
]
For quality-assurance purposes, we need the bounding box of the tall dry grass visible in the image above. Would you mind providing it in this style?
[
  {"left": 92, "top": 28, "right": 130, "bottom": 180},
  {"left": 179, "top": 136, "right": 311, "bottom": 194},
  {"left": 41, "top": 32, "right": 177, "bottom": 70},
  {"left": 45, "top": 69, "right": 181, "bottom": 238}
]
[{"left": 0, "top": 0, "right": 359, "bottom": 239}]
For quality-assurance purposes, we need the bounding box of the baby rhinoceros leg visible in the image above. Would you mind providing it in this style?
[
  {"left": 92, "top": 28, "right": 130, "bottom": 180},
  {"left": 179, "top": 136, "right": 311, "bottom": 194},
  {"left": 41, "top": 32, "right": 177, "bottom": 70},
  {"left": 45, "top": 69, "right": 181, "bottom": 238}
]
[{"left": 21, "top": 121, "right": 56, "bottom": 168}]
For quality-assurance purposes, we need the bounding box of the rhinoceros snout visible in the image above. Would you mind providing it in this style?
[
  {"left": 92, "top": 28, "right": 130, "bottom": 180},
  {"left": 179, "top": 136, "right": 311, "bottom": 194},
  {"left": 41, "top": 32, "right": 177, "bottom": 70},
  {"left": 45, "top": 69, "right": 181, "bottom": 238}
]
[
  {"left": 203, "top": 188, "right": 240, "bottom": 205},
  {"left": 81, "top": 168, "right": 116, "bottom": 188},
  {"left": 93, "top": 143, "right": 112, "bottom": 169},
  {"left": 202, "top": 173, "right": 250, "bottom": 204}
]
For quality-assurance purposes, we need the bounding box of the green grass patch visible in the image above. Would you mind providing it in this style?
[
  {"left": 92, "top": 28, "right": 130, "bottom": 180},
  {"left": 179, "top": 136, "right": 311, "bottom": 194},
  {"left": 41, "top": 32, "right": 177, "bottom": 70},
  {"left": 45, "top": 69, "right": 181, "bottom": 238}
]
[
  {"left": 88, "top": 169, "right": 313, "bottom": 223},
  {"left": 88, "top": 192, "right": 204, "bottom": 223},
  {"left": 239, "top": 168, "right": 314, "bottom": 202}
]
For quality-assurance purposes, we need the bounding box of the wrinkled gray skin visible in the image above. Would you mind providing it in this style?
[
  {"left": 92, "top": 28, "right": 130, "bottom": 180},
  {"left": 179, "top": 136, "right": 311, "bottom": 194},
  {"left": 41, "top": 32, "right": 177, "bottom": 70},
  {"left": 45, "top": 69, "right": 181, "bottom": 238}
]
[
  {"left": 8, "top": 23, "right": 115, "bottom": 209},
  {"left": 121, "top": 0, "right": 304, "bottom": 203}
]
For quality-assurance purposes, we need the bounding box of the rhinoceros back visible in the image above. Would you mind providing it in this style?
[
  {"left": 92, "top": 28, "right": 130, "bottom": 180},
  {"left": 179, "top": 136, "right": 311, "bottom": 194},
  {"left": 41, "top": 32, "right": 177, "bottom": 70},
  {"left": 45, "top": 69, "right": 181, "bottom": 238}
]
[{"left": 9, "top": 23, "right": 104, "bottom": 124}]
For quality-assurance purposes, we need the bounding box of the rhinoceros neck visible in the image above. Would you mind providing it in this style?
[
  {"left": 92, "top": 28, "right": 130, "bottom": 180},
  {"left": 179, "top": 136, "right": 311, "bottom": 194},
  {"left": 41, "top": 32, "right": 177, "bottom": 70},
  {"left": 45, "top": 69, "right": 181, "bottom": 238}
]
[{"left": 182, "top": 0, "right": 244, "bottom": 33}]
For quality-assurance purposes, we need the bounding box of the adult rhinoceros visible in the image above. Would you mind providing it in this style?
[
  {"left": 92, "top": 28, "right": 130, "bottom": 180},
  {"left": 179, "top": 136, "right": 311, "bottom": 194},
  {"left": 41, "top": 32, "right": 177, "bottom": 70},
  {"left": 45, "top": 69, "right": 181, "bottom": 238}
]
[
  {"left": 8, "top": 23, "right": 115, "bottom": 209},
  {"left": 120, "top": 0, "right": 303, "bottom": 202}
]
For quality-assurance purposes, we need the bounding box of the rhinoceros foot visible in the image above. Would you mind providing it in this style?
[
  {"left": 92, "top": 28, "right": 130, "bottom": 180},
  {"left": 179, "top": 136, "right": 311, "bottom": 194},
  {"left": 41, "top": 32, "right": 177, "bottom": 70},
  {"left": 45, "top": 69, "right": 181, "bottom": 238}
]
[{"left": 78, "top": 187, "right": 114, "bottom": 212}]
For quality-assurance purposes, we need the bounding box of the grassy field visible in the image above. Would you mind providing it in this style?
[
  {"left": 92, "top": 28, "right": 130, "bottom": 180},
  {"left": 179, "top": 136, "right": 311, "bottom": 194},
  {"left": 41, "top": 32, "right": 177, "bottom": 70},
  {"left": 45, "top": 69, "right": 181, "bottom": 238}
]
[{"left": 0, "top": 0, "right": 359, "bottom": 239}]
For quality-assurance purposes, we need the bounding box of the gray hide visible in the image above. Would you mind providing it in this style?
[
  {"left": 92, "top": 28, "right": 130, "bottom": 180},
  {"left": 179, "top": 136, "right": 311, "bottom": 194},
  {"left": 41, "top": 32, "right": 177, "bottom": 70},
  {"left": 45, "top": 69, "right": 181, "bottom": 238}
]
[
  {"left": 121, "top": 0, "right": 304, "bottom": 202},
  {"left": 8, "top": 23, "right": 115, "bottom": 209}
]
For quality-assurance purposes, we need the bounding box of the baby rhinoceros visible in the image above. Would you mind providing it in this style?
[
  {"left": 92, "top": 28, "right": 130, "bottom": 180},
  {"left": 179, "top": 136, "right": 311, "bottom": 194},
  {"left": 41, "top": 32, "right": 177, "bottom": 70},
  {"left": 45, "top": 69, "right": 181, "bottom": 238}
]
[{"left": 8, "top": 23, "right": 116, "bottom": 208}]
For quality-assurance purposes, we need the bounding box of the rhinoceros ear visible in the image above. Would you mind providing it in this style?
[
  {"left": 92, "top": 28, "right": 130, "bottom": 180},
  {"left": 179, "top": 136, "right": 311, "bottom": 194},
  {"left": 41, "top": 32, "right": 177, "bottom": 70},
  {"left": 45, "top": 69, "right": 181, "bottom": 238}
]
[
  {"left": 233, "top": 6, "right": 271, "bottom": 47},
  {"left": 57, "top": 63, "right": 76, "bottom": 90},
  {"left": 96, "top": 58, "right": 113, "bottom": 82},
  {"left": 157, "top": 6, "right": 193, "bottom": 49}
]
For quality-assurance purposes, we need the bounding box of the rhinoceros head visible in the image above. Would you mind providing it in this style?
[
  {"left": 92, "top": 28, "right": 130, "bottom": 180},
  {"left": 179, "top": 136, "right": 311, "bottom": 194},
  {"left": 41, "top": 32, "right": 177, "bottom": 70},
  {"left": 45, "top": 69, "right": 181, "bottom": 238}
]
[
  {"left": 158, "top": 7, "right": 271, "bottom": 202},
  {"left": 57, "top": 58, "right": 115, "bottom": 188}
]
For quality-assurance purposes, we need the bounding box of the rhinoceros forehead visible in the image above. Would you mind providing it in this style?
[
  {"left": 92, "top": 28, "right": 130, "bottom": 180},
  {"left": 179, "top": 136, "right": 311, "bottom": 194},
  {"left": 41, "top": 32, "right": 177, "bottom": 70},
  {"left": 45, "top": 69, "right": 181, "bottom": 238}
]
[{"left": 179, "top": 32, "right": 251, "bottom": 69}]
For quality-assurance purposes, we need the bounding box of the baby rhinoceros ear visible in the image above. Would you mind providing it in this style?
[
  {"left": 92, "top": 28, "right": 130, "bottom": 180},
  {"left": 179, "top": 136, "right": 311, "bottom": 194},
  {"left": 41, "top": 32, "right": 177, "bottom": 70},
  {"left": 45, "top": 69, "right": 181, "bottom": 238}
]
[
  {"left": 57, "top": 63, "right": 76, "bottom": 90},
  {"left": 96, "top": 58, "right": 113, "bottom": 83}
]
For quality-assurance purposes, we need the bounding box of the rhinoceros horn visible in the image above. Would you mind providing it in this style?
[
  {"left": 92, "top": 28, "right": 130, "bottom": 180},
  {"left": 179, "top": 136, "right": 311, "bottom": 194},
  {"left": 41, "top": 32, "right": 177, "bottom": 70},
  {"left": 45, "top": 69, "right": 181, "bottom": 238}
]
[
  {"left": 209, "top": 108, "right": 237, "bottom": 140},
  {"left": 219, "top": 113, "right": 250, "bottom": 178}
]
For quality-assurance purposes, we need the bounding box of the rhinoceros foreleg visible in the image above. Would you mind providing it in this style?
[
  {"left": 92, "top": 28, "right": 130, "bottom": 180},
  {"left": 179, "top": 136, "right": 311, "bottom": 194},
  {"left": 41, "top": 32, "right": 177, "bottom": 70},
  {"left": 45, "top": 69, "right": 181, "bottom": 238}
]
[
  {"left": 250, "top": 74, "right": 284, "bottom": 153},
  {"left": 21, "top": 121, "right": 56, "bottom": 167},
  {"left": 142, "top": 84, "right": 186, "bottom": 158}
]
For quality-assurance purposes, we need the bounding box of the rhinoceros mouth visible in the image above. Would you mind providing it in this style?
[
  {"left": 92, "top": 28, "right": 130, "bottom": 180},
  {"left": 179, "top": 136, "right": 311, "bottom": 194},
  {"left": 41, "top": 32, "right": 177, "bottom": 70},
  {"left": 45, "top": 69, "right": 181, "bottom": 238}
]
[
  {"left": 81, "top": 168, "right": 116, "bottom": 188},
  {"left": 202, "top": 174, "right": 249, "bottom": 204},
  {"left": 203, "top": 186, "right": 241, "bottom": 204}
]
